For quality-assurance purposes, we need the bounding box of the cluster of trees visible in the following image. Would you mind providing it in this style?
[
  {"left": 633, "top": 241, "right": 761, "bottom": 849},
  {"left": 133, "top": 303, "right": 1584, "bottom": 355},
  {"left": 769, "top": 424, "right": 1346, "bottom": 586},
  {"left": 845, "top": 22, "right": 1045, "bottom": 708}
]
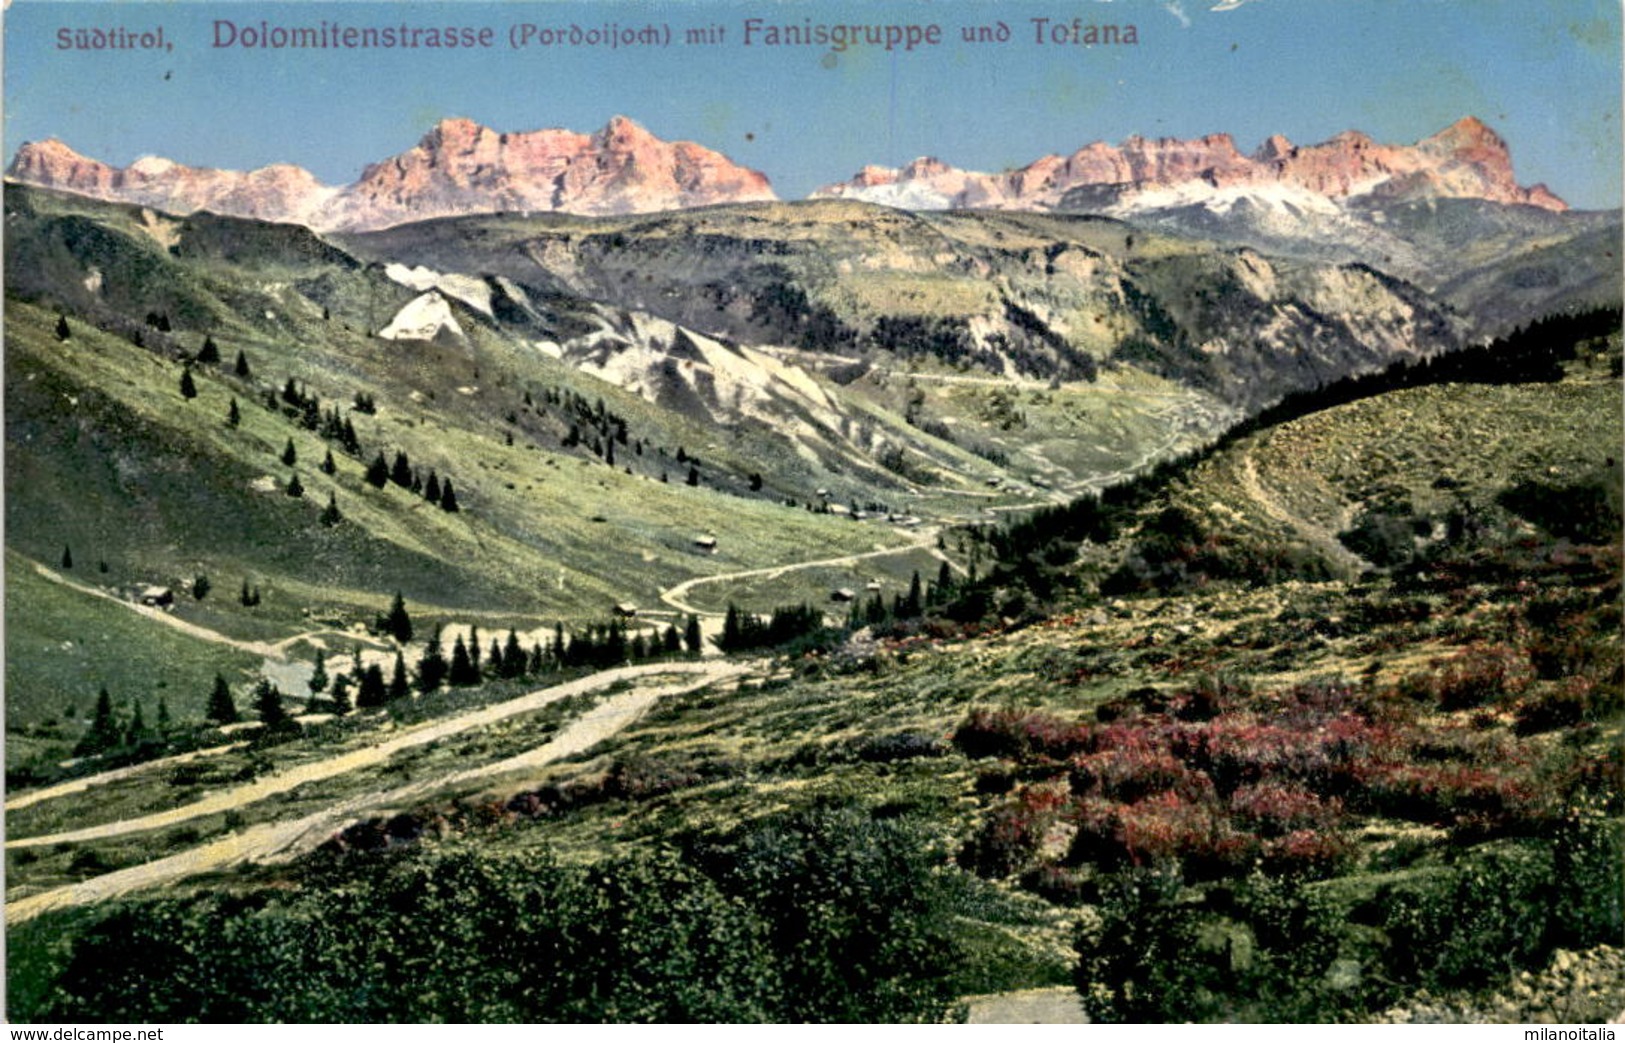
[
  {"left": 72, "top": 687, "right": 171, "bottom": 759},
  {"left": 717, "top": 603, "right": 828, "bottom": 654},
  {"left": 364, "top": 449, "right": 461, "bottom": 512}
]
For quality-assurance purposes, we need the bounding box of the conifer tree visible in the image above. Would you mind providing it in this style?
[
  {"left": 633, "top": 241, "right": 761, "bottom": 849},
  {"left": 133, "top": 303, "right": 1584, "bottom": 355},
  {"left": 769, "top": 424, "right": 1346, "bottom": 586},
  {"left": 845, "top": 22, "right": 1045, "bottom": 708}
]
[
  {"left": 61, "top": 545, "right": 73, "bottom": 569},
  {"left": 319, "top": 492, "right": 343, "bottom": 527},
  {"left": 234, "top": 349, "right": 251, "bottom": 377},
  {"left": 124, "top": 700, "right": 149, "bottom": 747},
  {"left": 227, "top": 398, "right": 241, "bottom": 427},
  {"left": 417, "top": 626, "right": 448, "bottom": 693},
  {"left": 180, "top": 367, "right": 198, "bottom": 400},
  {"left": 552, "top": 621, "right": 566, "bottom": 666},
  {"left": 197, "top": 334, "right": 221, "bottom": 364},
  {"left": 206, "top": 674, "right": 239, "bottom": 724},
  {"left": 329, "top": 674, "right": 352, "bottom": 715},
  {"left": 687, "top": 465, "right": 700, "bottom": 486},
  {"left": 384, "top": 591, "right": 413, "bottom": 644},
  {"left": 390, "top": 450, "right": 413, "bottom": 488},
  {"left": 320, "top": 448, "right": 336, "bottom": 475},
  {"left": 389, "top": 651, "right": 410, "bottom": 702},
  {"left": 255, "top": 679, "right": 290, "bottom": 731},
  {"left": 722, "top": 604, "right": 742, "bottom": 652},
  {"left": 365, "top": 452, "right": 389, "bottom": 488},
  {"left": 55, "top": 314, "right": 71, "bottom": 341},
  {"left": 356, "top": 664, "right": 387, "bottom": 708},
  {"left": 286, "top": 472, "right": 304, "bottom": 498},
  {"left": 527, "top": 642, "right": 545, "bottom": 675},
  {"left": 74, "top": 687, "right": 121, "bottom": 756},
  {"left": 281, "top": 439, "right": 297, "bottom": 467},
  {"left": 424, "top": 471, "right": 442, "bottom": 504},
  {"left": 156, "top": 697, "right": 173, "bottom": 733},
  {"left": 663, "top": 624, "right": 682, "bottom": 656},
  {"left": 439, "top": 478, "right": 461, "bottom": 512},
  {"left": 306, "top": 650, "right": 329, "bottom": 711},
  {"left": 503, "top": 629, "right": 526, "bottom": 679},
  {"left": 448, "top": 635, "right": 478, "bottom": 686},
  {"left": 486, "top": 639, "right": 504, "bottom": 679},
  {"left": 685, "top": 614, "right": 703, "bottom": 657},
  {"left": 630, "top": 633, "right": 647, "bottom": 660}
]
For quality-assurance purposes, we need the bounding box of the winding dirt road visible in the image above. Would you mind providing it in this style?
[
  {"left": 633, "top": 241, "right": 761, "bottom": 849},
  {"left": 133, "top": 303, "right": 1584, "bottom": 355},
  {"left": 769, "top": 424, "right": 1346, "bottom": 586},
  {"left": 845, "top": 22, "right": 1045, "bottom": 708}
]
[{"left": 6, "top": 659, "right": 751, "bottom": 925}]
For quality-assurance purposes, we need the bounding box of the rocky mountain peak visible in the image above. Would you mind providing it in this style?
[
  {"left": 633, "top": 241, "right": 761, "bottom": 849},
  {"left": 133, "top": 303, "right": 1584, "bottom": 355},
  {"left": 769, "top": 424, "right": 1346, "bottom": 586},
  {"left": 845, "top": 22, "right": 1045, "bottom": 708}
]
[{"left": 811, "top": 118, "right": 1567, "bottom": 214}]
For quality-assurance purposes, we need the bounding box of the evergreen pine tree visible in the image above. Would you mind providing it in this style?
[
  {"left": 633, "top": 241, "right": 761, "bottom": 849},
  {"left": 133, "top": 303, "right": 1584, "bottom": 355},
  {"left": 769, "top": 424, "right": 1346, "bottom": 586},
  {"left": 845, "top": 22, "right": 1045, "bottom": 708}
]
[
  {"left": 356, "top": 664, "right": 387, "bottom": 708},
  {"left": 329, "top": 674, "right": 352, "bottom": 715},
  {"left": 468, "top": 625, "right": 481, "bottom": 673},
  {"left": 527, "top": 642, "right": 545, "bottom": 675},
  {"left": 61, "top": 544, "right": 74, "bottom": 569},
  {"left": 319, "top": 492, "right": 343, "bottom": 527},
  {"left": 180, "top": 367, "right": 198, "bottom": 400},
  {"left": 630, "top": 633, "right": 648, "bottom": 660},
  {"left": 74, "top": 687, "right": 121, "bottom": 756},
  {"left": 235, "top": 350, "right": 251, "bottom": 377},
  {"left": 503, "top": 630, "right": 525, "bottom": 679},
  {"left": 286, "top": 472, "right": 304, "bottom": 498},
  {"left": 389, "top": 652, "right": 410, "bottom": 702},
  {"left": 197, "top": 334, "right": 221, "bottom": 364},
  {"left": 191, "top": 574, "right": 212, "bottom": 600},
  {"left": 486, "top": 639, "right": 504, "bottom": 679},
  {"left": 254, "top": 679, "right": 290, "bottom": 731},
  {"left": 685, "top": 614, "right": 703, "bottom": 657},
  {"left": 417, "top": 626, "right": 448, "bottom": 693},
  {"left": 227, "top": 398, "right": 241, "bottom": 427},
  {"left": 903, "top": 570, "right": 924, "bottom": 617},
  {"left": 390, "top": 450, "right": 413, "bottom": 488},
  {"left": 306, "top": 650, "right": 329, "bottom": 709},
  {"left": 384, "top": 591, "right": 413, "bottom": 644},
  {"left": 206, "top": 674, "right": 239, "bottom": 724},
  {"left": 320, "top": 448, "right": 336, "bottom": 475},
  {"left": 687, "top": 465, "right": 700, "bottom": 486},
  {"left": 281, "top": 439, "right": 297, "bottom": 467},
  {"left": 55, "top": 314, "right": 71, "bottom": 341},
  {"left": 722, "top": 604, "right": 742, "bottom": 652},
  {"left": 124, "top": 700, "right": 149, "bottom": 747},
  {"left": 663, "top": 624, "right": 682, "bottom": 656},
  {"left": 424, "top": 471, "right": 442, "bottom": 504},
  {"left": 365, "top": 452, "right": 389, "bottom": 488},
  {"left": 156, "top": 697, "right": 173, "bottom": 733},
  {"left": 439, "top": 478, "right": 461, "bottom": 512},
  {"left": 448, "top": 636, "right": 478, "bottom": 686}
]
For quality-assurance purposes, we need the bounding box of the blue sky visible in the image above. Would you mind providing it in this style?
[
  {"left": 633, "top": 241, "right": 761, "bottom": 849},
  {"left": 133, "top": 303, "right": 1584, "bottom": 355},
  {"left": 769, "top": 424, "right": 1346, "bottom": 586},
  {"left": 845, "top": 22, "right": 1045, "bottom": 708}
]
[{"left": 5, "top": 0, "right": 1621, "bottom": 208}]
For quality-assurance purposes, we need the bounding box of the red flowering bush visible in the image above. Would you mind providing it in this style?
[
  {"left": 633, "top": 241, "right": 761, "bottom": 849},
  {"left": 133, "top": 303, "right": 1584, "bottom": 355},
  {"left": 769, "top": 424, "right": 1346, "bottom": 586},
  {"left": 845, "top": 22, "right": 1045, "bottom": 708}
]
[
  {"left": 1228, "top": 782, "right": 1343, "bottom": 837},
  {"left": 1259, "top": 828, "right": 1353, "bottom": 878}
]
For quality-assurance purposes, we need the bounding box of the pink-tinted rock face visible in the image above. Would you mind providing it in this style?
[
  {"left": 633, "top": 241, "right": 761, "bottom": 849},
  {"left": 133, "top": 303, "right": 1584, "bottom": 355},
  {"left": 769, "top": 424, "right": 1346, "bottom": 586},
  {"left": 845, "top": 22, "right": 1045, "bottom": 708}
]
[
  {"left": 811, "top": 117, "right": 1568, "bottom": 212},
  {"left": 7, "top": 116, "right": 778, "bottom": 230}
]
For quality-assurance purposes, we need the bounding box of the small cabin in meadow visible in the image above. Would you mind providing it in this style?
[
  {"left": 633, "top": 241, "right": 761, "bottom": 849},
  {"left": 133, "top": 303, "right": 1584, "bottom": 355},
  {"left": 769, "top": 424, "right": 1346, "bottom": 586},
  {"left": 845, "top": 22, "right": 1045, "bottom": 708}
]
[
  {"left": 830, "top": 588, "right": 856, "bottom": 603},
  {"left": 694, "top": 535, "right": 718, "bottom": 553},
  {"left": 613, "top": 602, "right": 639, "bottom": 618},
  {"left": 137, "top": 585, "right": 175, "bottom": 608}
]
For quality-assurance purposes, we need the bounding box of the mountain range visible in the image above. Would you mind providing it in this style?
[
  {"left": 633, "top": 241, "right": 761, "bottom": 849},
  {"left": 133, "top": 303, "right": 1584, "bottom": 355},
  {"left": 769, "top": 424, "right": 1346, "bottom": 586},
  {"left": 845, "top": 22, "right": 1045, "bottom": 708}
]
[{"left": 5, "top": 115, "right": 1571, "bottom": 233}]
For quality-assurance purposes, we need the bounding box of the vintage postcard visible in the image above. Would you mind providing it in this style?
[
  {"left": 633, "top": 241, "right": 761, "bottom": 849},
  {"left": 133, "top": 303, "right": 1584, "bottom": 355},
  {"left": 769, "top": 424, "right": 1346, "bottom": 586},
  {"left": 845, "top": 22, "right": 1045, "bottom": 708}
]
[{"left": 4, "top": 0, "right": 1621, "bottom": 1026}]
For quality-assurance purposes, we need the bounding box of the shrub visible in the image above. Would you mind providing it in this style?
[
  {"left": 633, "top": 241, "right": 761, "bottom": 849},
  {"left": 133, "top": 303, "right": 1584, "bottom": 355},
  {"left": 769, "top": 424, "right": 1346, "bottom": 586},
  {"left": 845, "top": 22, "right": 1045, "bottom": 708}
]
[
  {"left": 1228, "top": 783, "right": 1342, "bottom": 838},
  {"left": 953, "top": 708, "right": 1090, "bottom": 761}
]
